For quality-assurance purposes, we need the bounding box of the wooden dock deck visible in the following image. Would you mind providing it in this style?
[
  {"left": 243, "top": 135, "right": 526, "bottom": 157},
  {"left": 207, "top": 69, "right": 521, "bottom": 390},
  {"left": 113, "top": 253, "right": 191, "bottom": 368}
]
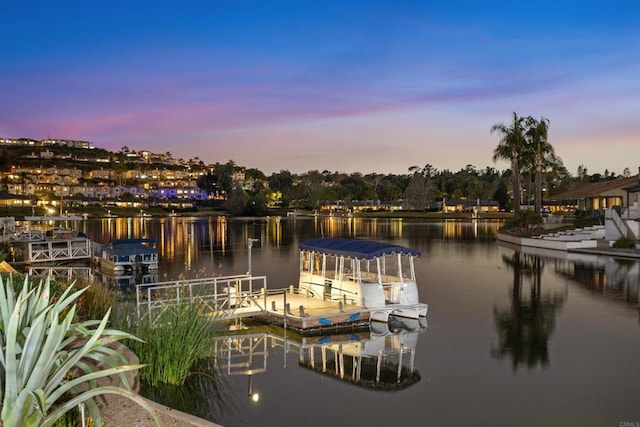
[
  {"left": 255, "top": 292, "right": 370, "bottom": 333},
  {"left": 135, "top": 275, "right": 370, "bottom": 334}
]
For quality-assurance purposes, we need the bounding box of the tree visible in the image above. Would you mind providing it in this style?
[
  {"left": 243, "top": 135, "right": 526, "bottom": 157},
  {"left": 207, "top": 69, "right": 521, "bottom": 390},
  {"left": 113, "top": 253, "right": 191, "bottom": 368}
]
[
  {"left": 403, "top": 165, "right": 436, "bottom": 210},
  {"left": 212, "top": 160, "right": 236, "bottom": 195},
  {"left": 577, "top": 165, "right": 588, "bottom": 183},
  {"left": 524, "top": 116, "right": 554, "bottom": 213},
  {"left": 225, "top": 186, "right": 247, "bottom": 215},
  {"left": 268, "top": 170, "right": 294, "bottom": 195},
  {"left": 492, "top": 112, "right": 526, "bottom": 212},
  {"left": 196, "top": 172, "right": 218, "bottom": 196}
]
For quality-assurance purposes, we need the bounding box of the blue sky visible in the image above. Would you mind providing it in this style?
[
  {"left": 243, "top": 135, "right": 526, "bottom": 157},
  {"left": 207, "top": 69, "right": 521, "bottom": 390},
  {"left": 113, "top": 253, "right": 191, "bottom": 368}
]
[{"left": 2, "top": 1, "right": 639, "bottom": 175}]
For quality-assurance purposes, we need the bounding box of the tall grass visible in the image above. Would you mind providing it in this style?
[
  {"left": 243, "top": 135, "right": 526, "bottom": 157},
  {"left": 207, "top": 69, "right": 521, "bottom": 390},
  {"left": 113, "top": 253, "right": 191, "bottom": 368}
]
[{"left": 113, "top": 300, "right": 222, "bottom": 387}]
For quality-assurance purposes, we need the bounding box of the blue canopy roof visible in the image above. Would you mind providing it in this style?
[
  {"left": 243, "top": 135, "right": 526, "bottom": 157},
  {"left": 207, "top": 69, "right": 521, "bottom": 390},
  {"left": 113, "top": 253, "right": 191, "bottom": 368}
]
[
  {"left": 106, "top": 238, "right": 158, "bottom": 256},
  {"left": 112, "top": 238, "right": 157, "bottom": 245},
  {"left": 299, "top": 238, "right": 420, "bottom": 260}
]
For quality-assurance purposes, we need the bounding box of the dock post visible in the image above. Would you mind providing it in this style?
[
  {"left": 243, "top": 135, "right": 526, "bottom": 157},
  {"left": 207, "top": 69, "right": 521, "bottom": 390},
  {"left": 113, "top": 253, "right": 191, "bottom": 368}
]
[
  {"left": 299, "top": 305, "right": 305, "bottom": 317},
  {"left": 343, "top": 294, "right": 347, "bottom": 305},
  {"left": 286, "top": 303, "right": 291, "bottom": 314},
  {"left": 283, "top": 290, "right": 287, "bottom": 329},
  {"left": 271, "top": 301, "right": 276, "bottom": 311},
  {"left": 289, "top": 285, "right": 294, "bottom": 294},
  {"left": 338, "top": 301, "right": 343, "bottom": 312}
]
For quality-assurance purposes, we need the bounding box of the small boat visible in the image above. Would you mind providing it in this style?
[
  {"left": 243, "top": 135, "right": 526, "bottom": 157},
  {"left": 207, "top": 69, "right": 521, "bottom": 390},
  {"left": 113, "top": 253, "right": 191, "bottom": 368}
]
[
  {"left": 298, "top": 237, "right": 428, "bottom": 323},
  {"left": 96, "top": 238, "right": 159, "bottom": 273}
]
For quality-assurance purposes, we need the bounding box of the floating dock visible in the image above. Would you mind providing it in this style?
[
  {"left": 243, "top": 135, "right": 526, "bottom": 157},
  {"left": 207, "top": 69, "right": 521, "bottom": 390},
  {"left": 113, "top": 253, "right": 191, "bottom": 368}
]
[
  {"left": 135, "top": 275, "right": 371, "bottom": 334},
  {"left": 253, "top": 292, "right": 370, "bottom": 333}
]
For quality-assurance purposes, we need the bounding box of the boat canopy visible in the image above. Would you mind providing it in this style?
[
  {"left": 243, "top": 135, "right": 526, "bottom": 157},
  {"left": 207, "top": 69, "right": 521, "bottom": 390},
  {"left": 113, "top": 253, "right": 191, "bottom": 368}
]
[
  {"left": 299, "top": 238, "right": 420, "bottom": 260},
  {"left": 111, "top": 238, "right": 158, "bottom": 246},
  {"left": 106, "top": 238, "right": 158, "bottom": 256}
]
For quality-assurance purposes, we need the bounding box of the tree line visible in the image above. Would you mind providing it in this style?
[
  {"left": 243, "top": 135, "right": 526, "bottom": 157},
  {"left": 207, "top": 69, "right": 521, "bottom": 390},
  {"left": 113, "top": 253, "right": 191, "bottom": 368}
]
[{"left": 196, "top": 112, "right": 634, "bottom": 216}]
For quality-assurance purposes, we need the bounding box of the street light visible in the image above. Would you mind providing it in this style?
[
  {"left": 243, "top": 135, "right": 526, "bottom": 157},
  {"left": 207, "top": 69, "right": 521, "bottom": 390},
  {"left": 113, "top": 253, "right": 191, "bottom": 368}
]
[{"left": 247, "top": 238, "right": 259, "bottom": 275}]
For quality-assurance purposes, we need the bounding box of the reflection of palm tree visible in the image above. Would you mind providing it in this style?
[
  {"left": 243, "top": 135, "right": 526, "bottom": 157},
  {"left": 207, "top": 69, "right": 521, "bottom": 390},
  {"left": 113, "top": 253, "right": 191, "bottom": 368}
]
[{"left": 493, "top": 251, "right": 565, "bottom": 369}]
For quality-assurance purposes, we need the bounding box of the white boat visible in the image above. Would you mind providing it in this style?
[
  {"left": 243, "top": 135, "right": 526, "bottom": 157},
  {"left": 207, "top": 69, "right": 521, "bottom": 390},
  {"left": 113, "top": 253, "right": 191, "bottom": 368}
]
[
  {"left": 96, "top": 238, "right": 159, "bottom": 273},
  {"left": 297, "top": 237, "right": 428, "bottom": 323}
]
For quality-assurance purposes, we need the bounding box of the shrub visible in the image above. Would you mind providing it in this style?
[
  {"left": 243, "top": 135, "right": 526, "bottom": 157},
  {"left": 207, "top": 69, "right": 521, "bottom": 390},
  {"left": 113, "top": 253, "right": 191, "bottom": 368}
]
[
  {"left": 0, "top": 275, "right": 159, "bottom": 426},
  {"left": 612, "top": 237, "right": 636, "bottom": 249},
  {"left": 114, "top": 300, "right": 221, "bottom": 387},
  {"left": 502, "top": 210, "right": 544, "bottom": 235}
]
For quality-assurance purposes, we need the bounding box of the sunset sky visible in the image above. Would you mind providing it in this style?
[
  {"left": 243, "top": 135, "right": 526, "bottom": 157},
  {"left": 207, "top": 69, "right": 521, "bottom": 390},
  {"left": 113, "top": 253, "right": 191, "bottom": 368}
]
[{"left": 2, "top": 1, "right": 639, "bottom": 176}]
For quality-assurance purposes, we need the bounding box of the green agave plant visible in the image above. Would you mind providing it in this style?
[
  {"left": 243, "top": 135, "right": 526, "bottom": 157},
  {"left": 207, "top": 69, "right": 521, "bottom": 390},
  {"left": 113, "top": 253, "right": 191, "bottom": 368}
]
[{"left": 0, "top": 275, "right": 160, "bottom": 427}]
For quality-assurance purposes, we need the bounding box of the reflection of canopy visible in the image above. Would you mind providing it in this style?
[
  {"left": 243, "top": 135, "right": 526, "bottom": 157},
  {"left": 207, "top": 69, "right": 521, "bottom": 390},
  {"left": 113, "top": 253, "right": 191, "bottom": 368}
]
[
  {"left": 300, "top": 238, "right": 420, "bottom": 260},
  {"left": 299, "top": 362, "right": 421, "bottom": 390}
]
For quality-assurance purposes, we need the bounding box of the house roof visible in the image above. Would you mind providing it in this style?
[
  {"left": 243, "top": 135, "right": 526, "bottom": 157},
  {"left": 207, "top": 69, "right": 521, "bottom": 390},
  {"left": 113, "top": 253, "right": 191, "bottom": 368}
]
[{"left": 549, "top": 175, "right": 640, "bottom": 200}]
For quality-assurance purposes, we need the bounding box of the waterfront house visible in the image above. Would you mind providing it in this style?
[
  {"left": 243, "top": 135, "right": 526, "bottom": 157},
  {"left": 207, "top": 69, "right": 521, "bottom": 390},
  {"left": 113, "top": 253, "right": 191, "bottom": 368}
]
[{"left": 547, "top": 173, "right": 640, "bottom": 213}]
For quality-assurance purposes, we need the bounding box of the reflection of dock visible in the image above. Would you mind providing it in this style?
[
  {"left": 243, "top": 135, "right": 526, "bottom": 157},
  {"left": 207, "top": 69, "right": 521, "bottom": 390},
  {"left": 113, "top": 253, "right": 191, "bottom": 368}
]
[
  {"left": 98, "top": 268, "right": 158, "bottom": 292},
  {"left": 136, "top": 275, "right": 370, "bottom": 334},
  {"left": 214, "top": 321, "right": 425, "bottom": 390},
  {"left": 498, "top": 240, "right": 640, "bottom": 305},
  {"left": 27, "top": 265, "right": 93, "bottom": 283}
]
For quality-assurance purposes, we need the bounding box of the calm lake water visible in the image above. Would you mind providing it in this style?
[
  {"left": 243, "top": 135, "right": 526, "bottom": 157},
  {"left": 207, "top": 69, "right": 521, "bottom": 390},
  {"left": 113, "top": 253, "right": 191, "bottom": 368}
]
[{"left": 71, "top": 217, "right": 640, "bottom": 426}]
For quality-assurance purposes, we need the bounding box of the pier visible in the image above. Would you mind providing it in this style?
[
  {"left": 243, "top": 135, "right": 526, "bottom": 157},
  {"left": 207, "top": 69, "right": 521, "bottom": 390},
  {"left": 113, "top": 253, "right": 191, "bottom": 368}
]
[{"left": 135, "top": 274, "right": 370, "bottom": 334}]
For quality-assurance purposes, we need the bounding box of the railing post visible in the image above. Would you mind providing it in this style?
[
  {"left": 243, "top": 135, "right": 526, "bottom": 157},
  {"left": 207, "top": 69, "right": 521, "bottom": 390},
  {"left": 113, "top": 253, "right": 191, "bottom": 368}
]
[
  {"left": 136, "top": 285, "right": 140, "bottom": 317},
  {"left": 147, "top": 288, "right": 152, "bottom": 321}
]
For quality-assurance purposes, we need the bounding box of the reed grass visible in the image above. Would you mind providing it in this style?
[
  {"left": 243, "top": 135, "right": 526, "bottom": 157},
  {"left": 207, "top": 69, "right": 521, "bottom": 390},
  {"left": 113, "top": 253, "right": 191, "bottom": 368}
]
[{"left": 113, "top": 300, "right": 222, "bottom": 387}]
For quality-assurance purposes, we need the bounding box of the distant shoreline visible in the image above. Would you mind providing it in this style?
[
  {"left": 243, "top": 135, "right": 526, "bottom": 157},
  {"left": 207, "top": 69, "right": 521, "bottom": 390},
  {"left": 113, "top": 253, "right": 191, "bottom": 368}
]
[{"left": 0, "top": 206, "right": 515, "bottom": 221}]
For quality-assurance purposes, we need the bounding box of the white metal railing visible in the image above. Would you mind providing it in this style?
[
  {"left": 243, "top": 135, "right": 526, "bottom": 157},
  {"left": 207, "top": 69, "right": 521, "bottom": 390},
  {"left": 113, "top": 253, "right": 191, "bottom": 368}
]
[
  {"left": 27, "top": 239, "right": 91, "bottom": 263},
  {"left": 135, "top": 275, "right": 269, "bottom": 320}
]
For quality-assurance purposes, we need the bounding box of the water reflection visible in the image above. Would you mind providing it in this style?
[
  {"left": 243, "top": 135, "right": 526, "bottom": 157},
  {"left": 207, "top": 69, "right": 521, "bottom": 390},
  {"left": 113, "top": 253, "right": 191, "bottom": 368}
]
[
  {"left": 98, "top": 269, "right": 159, "bottom": 293},
  {"left": 27, "top": 264, "right": 93, "bottom": 283},
  {"left": 493, "top": 250, "right": 567, "bottom": 369},
  {"left": 494, "top": 241, "right": 640, "bottom": 370},
  {"left": 498, "top": 241, "right": 640, "bottom": 306},
  {"left": 145, "top": 320, "right": 427, "bottom": 423}
]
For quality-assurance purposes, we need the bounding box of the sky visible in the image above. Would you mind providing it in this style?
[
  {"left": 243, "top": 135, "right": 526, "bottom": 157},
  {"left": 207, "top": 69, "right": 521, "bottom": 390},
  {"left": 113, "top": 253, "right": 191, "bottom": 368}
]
[{"left": 1, "top": 1, "right": 639, "bottom": 176}]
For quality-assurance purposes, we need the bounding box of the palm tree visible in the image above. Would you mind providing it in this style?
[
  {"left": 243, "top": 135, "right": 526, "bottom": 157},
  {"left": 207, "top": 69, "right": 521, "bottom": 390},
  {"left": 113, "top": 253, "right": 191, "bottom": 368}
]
[
  {"left": 524, "top": 116, "right": 554, "bottom": 213},
  {"left": 491, "top": 112, "right": 526, "bottom": 212}
]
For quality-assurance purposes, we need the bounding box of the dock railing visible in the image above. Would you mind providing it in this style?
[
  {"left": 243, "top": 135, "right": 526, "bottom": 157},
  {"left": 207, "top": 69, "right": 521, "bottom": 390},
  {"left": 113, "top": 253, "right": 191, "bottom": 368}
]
[
  {"left": 27, "top": 238, "right": 92, "bottom": 263},
  {"left": 135, "top": 274, "right": 269, "bottom": 321}
]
